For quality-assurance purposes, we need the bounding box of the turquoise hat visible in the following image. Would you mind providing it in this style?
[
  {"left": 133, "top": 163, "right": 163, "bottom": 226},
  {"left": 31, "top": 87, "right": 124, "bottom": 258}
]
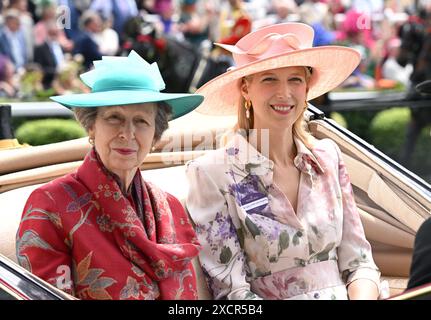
[{"left": 50, "top": 51, "right": 204, "bottom": 119}]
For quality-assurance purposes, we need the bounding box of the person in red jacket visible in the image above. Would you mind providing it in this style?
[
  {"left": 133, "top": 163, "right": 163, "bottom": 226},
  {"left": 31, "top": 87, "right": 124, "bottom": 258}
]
[
  {"left": 218, "top": 0, "right": 251, "bottom": 46},
  {"left": 16, "top": 50, "right": 203, "bottom": 300}
]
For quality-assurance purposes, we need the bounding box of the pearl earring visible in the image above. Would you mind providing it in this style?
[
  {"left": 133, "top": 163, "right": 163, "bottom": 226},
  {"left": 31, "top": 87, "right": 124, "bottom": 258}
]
[{"left": 244, "top": 100, "right": 252, "bottom": 119}]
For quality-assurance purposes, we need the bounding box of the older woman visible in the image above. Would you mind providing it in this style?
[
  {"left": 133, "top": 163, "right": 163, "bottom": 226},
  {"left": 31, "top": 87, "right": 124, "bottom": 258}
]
[
  {"left": 186, "top": 23, "right": 381, "bottom": 300},
  {"left": 16, "top": 51, "right": 203, "bottom": 300}
]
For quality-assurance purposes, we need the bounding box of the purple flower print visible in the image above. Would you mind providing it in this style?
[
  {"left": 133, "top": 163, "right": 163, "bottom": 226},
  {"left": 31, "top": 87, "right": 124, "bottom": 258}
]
[
  {"left": 213, "top": 212, "right": 237, "bottom": 243},
  {"left": 268, "top": 221, "right": 281, "bottom": 241},
  {"left": 201, "top": 266, "right": 224, "bottom": 298},
  {"left": 229, "top": 174, "right": 259, "bottom": 198},
  {"left": 226, "top": 148, "right": 239, "bottom": 156},
  {"left": 246, "top": 214, "right": 281, "bottom": 242},
  {"left": 228, "top": 174, "right": 268, "bottom": 214},
  {"left": 196, "top": 212, "right": 238, "bottom": 250},
  {"left": 227, "top": 169, "right": 236, "bottom": 181}
]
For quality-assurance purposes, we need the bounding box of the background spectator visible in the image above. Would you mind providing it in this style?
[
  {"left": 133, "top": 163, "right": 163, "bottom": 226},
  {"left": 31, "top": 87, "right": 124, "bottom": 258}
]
[
  {"left": 56, "top": 0, "right": 82, "bottom": 41},
  {"left": 0, "top": 9, "right": 29, "bottom": 72},
  {"left": 93, "top": 15, "right": 119, "bottom": 56},
  {"left": 178, "top": 0, "right": 210, "bottom": 49},
  {"left": 154, "top": 0, "right": 176, "bottom": 35},
  {"left": 299, "top": 1, "right": 335, "bottom": 46},
  {"left": 19, "top": 62, "right": 44, "bottom": 99},
  {"left": 0, "top": 54, "right": 18, "bottom": 98},
  {"left": 217, "top": 0, "right": 251, "bottom": 46},
  {"left": 7, "top": 0, "right": 34, "bottom": 62},
  {"left": 33, "top": 2, "right": 74, "bottom": 52},
  {"left": 73, "top": 10, "right": 102, "bottom": 70},
  {"left": 52, "top": 54, "right": 90, "bottom": 95},
  {"left": 381, "top": 37, "right": 413, "bottom": 86},
  {"left": 271, "top": 0, "right": 299, "bottom": 23},
  {"left": 90, "top": 0, "right": 138, "bottom": 41},
  {"left": 34, "top": 20, "right": 65, "bottom": 89}
]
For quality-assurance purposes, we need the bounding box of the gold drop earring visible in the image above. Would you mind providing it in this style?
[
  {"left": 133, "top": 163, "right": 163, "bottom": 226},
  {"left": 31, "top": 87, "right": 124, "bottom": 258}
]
[{"left": 244, "top": 100, "right": 252, "bottom": 119}]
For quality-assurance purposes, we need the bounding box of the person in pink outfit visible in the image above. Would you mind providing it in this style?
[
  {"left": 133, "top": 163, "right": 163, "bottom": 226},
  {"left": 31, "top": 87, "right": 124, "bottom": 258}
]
[{"left": 186, "top": 22, "right": 381, "bottom": 300}]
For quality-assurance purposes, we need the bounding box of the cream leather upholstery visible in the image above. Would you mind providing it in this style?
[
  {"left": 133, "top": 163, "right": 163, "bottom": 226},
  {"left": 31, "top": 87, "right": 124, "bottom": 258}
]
[{"left": 0, "top": 184, "right": 43, "bottom": 262}]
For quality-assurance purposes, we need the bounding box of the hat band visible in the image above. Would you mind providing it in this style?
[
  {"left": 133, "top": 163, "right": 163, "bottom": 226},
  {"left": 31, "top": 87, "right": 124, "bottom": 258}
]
[
  {"left": 234, "top": 33, "right": 303, "bottom": 66},
  {"left": 92, "top": 86, "right": 160, "bottom": 93}
]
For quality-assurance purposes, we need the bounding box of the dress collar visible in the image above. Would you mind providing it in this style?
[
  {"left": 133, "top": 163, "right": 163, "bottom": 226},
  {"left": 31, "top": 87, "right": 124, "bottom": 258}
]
[
  {"left": 293, "top": 136, "right": 325, "bottom": 176},
  {"left": 224, "top": 131, "right": 325, "bottom": 178},
  {"left": 224, "top": 131, "right": 269, "bottom": 166}
]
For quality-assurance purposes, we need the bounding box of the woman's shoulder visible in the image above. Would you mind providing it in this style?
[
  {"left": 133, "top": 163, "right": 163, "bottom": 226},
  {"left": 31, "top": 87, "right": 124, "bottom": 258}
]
[
  {"left": 186, "top": 147, "right": 230, "bottom": 171},
  {"left": 187, "top": 132, "right": 254, "bottom": 168},
  {"left": 185, "top": 146, "right": 239, "bottom": 189},
  {"left": 313, "top": 138, "right": 340, "bottom": 156},
  {"left": 26, "top": 173, "right": 79, "bottom": 202},
  {"left": 311, "top": 138, "right": 342, "bottom": 166},
  {"left": 145, "top": 180, "right": 182, "bottom": 206},
  {"left": 164, "top": 192, "right": 187, "bottom": 216},
  {"left": 164, "top": 191, "right": 182, "bottom": 206}
]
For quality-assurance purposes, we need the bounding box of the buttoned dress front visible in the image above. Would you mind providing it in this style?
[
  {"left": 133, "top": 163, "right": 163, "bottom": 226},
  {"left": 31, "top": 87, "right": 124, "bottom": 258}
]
[{"left": 186, "top": 132, "right": 380, "bottom": 300}]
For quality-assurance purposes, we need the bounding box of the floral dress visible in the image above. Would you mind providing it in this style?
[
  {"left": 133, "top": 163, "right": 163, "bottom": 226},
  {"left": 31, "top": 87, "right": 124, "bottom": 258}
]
[
  {"left": 16, "top": 149, "right": 200, "bottom": 300},
  {"left": 186, "top": 133, "right": 380, "bottom": 300}
]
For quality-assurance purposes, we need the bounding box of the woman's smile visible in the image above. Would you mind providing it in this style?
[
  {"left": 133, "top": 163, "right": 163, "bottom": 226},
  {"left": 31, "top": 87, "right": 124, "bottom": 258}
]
[
  {"left": 270, "top": 103, "right": 295, "bottom": 115},
  {"left": 112, "top": 148, "right": 137, "bottom": 156}
]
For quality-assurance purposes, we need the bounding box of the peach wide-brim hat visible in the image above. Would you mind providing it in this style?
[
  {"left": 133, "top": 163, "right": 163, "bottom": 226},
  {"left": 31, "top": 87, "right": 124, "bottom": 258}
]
[{"left": 195, "top": 22, "right": 361, "bottom": 116}]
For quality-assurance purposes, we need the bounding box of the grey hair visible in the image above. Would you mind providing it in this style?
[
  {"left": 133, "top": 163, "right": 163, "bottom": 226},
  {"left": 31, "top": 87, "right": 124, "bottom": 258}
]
[
  {"left": 73, "top": 102, "right": 172, "bottom": 143},
  {"left": 153, "top": 102, "right": 172, "bottom": 142},
  {"left": 73, "top": 107, "right": 98, "bottom": 132}
]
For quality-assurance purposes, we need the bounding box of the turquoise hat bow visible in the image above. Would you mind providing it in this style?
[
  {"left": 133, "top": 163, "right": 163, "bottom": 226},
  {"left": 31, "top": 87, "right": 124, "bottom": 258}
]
[{"left": 50, "top": 51, "right": 204, "bottom": 119}]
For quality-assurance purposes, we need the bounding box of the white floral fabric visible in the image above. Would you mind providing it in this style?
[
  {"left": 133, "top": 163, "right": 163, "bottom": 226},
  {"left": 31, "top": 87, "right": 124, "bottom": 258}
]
[{"left": 186, "top": 132, "right": 380, "bottom": 300}]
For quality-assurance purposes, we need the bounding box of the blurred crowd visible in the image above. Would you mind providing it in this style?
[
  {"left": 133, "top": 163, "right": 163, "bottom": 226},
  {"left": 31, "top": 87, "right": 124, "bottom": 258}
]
[{"left": 0, "top": 0, "right": 429, "bottom": 100}]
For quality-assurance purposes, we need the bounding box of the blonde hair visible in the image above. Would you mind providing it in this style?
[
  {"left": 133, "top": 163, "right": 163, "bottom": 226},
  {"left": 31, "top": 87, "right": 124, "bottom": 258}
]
[{"left": 232, "top": 66, "right": 315, "bottom": 149}]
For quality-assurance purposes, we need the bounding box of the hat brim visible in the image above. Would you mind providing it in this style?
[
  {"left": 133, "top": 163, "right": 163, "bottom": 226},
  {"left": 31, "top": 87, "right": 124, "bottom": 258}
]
[
  {"left": 195, "top": 46, "right": 360, "bottom": 115},
  {"left": 50, "top": 90, "right": 204, "bottom": 119}
]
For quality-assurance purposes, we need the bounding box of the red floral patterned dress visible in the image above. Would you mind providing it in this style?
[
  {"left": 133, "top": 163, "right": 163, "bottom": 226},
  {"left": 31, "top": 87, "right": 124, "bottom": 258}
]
[{"left": 16, "top": 149, "right": 200, "bottom": 300}]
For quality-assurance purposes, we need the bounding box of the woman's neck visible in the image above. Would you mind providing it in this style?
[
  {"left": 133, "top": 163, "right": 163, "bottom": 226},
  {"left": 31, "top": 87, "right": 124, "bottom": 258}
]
[
  {"left": 94, "top": 149, "right": 137, "bottom": 195},
  {"left": 113, "top": 169, "right": 137, "bottom": 195},
  {"left": 252, "top": 127, "right": 296, "bottom": 166}
]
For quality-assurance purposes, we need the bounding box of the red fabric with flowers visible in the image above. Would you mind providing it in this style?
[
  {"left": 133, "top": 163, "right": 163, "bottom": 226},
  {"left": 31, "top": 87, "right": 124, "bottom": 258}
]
[{"left": 16, "top": 149, "right": 200, "bottom": 300}]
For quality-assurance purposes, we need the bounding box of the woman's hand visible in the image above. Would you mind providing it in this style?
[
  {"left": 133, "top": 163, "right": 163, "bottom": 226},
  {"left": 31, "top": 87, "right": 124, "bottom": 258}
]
[{"left": 347, "top": 278, "right": 380, "bottom": 300}]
